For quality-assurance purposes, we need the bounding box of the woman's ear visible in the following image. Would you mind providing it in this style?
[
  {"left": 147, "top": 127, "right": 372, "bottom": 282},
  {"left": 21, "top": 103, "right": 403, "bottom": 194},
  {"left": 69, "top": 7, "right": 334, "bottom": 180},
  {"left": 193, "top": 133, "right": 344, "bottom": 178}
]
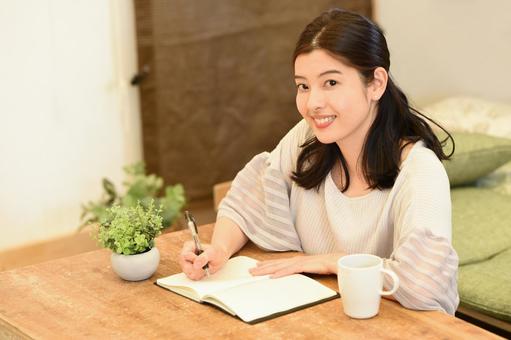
[{"left": 369, "top": 67, "right": 388, "bottom": 101}]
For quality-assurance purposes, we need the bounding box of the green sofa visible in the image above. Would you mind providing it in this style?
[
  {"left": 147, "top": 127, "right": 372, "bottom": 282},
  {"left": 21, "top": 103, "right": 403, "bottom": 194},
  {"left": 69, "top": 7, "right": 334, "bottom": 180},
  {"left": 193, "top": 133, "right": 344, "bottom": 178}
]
[
  {"left": 425, "top": 97, "right": 511, "bottom": 336},
  {"left": 452, "top": 187, "right": 511, "bottom": 334}
]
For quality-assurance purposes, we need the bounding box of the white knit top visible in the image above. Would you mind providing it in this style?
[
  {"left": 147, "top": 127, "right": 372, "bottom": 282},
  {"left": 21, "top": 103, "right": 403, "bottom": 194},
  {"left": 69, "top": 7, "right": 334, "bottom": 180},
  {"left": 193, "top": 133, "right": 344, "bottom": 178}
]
[{"left": 218, "top": 119, "right": 459, "bottom": 314}]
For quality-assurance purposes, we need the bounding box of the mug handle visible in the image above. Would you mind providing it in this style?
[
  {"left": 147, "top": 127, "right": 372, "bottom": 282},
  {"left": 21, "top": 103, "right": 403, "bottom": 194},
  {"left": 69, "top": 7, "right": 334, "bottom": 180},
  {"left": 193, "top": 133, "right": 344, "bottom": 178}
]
[{"left": 379, "top": 268, "right": 400, "bottom": 296}]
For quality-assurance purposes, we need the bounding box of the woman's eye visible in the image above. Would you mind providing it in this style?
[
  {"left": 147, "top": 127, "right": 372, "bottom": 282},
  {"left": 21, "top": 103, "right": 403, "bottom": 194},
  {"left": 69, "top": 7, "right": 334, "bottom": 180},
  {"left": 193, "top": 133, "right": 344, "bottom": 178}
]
[
  {"left": 296, "top": 84, "right": 309, "bottom": 91},
  {"left": 326, "top": 80, "right": 337, "bottom": 87}
]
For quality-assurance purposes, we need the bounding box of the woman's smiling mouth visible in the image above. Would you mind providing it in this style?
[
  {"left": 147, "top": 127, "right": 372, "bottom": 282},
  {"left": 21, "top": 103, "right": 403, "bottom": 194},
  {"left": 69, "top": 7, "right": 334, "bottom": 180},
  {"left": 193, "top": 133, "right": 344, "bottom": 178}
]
[{"left": 312, "top": 115, "right": 336, "bottom": 128}]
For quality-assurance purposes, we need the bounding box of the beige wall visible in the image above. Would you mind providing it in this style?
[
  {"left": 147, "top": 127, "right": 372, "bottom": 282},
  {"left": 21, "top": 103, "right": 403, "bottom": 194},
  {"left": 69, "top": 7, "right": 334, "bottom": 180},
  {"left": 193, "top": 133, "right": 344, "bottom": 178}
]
[
  {"left": 374, "top": 0, "right": 511, "bottom": 107},
  {"left": 0, "top": 0, "right": 142, "bottom": 251}
]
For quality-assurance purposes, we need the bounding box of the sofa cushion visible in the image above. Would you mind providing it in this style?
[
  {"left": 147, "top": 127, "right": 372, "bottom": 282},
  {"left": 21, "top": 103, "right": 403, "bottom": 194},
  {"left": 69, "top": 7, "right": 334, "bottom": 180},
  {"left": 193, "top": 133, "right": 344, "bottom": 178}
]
[
  {"left": 458, "top": 248, "right": 511, "bottom": 322},
  {"left": 425, "top": 96, "right": 511, "bottom": 192},
  {"left": 439, "top": 131, "right": 511, "bottom": 186},
  {"left": 452, "top": 187, "right": 511, "bottom": 265}
]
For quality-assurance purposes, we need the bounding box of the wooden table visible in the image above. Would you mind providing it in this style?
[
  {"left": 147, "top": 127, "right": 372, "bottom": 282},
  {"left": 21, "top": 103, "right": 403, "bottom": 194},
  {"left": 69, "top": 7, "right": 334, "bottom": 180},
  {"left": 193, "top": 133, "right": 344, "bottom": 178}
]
[{"left": 0, "top": 224, "right": 501, "bottom": 339}]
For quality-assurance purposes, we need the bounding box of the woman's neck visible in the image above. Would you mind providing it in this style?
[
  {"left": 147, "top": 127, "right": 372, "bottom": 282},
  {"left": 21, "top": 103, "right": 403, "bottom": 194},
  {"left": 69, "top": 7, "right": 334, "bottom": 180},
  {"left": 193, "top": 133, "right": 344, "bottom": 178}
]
[{"left": 336, "top": 135, "right": 365, "bottom": 180}]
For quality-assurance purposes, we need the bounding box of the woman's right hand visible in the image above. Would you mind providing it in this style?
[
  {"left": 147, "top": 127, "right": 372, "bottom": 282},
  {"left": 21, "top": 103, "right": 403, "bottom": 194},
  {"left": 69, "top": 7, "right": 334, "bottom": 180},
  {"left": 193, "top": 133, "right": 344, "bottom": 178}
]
[{"left": 178, "top": 241, "right": 229, "bottom": 280}]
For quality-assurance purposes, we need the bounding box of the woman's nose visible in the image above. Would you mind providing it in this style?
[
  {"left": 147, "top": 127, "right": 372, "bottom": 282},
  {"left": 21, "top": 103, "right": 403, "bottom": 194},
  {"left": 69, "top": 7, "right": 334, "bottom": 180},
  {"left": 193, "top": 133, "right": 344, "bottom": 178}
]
[{"left": 306, "top": 88, "right": 326, "bottom": 113}]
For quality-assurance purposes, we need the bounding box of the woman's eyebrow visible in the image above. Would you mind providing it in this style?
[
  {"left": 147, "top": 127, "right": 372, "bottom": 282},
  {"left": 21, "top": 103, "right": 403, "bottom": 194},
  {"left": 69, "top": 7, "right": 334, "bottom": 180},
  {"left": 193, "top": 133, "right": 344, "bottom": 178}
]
[
  {"left": 319, "top": 70, "right": 342, "bottom": 77},
  {"left": 294, "top": 69, "right": 343, "bottom": 80}
]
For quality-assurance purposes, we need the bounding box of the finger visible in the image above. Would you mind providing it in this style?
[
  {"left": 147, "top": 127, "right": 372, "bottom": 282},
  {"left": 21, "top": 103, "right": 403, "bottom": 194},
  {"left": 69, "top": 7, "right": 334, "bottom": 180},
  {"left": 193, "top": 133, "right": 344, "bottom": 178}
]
[
  {"left": 270, "top": 265, "right": 301, "bottom": 278},
  {"left": 251, "top": 256, "right": 306, "bottom": 276},
  {"left": 256, "top": 256, "right": 302, "bottom": 268},
  {"left": 179, "top": 242, "right": 197, "bottom": 265},
  {"left": 183, "top": 252, "right": 197, "bottom": 262},
  {"left": 193, "top": 253, "right": 210, "bottom": 270},
  {"left": 185, "top": 263, "right": 207, "bottom": 280},
  {"left": 250, "top": 268, "right": 269, "bottom": 276},
  {"left": 181, "top": 261, "right": 196, "bottom": 278},
  {"left": 180, "top": 241, "right": 196, "bottom": 254},
  {"left": 254, "top": 259, "right": 287, "bottom": 268},
  {"left": 206, "top": 263, "right": 222, "bottom": 275},
  {"left": 182, "top": 266, "right": 193, "bottom": 278},
  {"left": 188, "top": 270, "right": 205, "bottom": 281},
  {"left": 255, "top": 259, "right": 282, "bottom": 267},
  {"left": 178, "top": 252, "right": 193, "bottom": 270},
  {"left": 250, "top": 262, "right": 286, "bottom": 276},
  {"left": 256, "top": 254, "right": 305, "bottom": 266},
  {"left": 250, "top": 264, "right": 282, "bottom": 275},
  {"left": 251, "top": 260, "right": 293, "bottom": 274}
]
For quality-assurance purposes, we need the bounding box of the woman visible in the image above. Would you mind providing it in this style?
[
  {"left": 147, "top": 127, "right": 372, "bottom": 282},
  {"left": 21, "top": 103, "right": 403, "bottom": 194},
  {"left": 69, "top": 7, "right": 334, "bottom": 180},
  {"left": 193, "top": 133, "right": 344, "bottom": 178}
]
[{"left": 179, "top": 8, "right": 459, "bottom": 314}]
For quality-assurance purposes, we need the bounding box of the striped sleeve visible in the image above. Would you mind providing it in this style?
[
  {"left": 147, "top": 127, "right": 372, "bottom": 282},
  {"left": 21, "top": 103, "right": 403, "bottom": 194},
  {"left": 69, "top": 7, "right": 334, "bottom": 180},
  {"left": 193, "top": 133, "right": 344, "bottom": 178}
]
[
  {"left": 383, "top": 228, "right": 460, "bottom": 315},
  {"left": 385, "top": 146, "right": 459, "bottom": 314},
  {"left": 217, "top": 120, "right": 309, "bottom": 252},
  {"left": 217, "top": 152, "right": 302, "bottom": 251}
]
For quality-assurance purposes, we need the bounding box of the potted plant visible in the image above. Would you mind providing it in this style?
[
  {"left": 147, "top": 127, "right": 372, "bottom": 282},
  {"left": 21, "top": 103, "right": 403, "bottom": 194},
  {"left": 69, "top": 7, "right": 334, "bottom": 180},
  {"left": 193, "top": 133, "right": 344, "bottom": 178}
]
[
  {"left": 97, "top": 200, "right": 164, "bottom": 281},
  {"left": 80, "top": 161, "right": 186, "bottom": 231}
]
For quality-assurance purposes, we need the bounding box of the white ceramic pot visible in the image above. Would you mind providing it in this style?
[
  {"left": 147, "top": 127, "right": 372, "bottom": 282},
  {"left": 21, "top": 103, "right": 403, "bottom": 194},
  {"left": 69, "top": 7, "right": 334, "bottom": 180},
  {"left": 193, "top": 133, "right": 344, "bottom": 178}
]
[{"left": 111, "top": 247, "right": 160, "bottom": 281}]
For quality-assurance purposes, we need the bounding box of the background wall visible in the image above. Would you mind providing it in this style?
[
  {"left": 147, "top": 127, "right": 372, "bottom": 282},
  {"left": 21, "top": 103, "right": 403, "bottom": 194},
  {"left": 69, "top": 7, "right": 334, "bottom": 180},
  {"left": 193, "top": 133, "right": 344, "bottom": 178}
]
[
  {"left": 373, "top": 0, "right": 511, "bottom": 107},
  {"left": 0, "top": 0, "right": 142, "bottom": 251}
]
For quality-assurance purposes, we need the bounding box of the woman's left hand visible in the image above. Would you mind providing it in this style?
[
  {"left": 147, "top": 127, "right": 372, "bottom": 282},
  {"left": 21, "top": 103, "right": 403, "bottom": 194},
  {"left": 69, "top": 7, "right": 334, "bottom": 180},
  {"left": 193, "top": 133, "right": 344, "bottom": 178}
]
[{"left": 249, "top": 253, "right": 344, "bottom": 278}]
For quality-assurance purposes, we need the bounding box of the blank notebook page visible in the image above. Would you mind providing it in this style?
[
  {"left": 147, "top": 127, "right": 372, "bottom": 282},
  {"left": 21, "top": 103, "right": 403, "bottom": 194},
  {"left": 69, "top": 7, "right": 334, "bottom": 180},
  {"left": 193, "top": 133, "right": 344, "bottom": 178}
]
[{"left": 205, "top": 274, "right": 336, "bottom": 322}]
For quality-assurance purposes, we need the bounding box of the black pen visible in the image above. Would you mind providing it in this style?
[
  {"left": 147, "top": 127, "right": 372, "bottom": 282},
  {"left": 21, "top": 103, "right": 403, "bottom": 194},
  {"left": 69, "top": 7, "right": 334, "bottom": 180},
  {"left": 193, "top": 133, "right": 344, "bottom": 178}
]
[{"left": 185, "top": 211, "right": 210, "bottom": 277}]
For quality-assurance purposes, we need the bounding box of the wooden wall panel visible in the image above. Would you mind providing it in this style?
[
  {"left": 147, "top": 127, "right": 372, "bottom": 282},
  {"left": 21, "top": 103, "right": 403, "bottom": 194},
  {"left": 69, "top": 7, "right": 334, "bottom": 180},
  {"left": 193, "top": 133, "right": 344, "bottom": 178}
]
[{"left": 134, "top": 0, "right": 372, "bottom": 201}]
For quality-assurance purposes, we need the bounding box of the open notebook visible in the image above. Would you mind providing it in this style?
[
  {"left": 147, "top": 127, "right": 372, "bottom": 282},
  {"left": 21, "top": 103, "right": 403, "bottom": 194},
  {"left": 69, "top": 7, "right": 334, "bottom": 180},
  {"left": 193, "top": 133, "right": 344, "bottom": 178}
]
[{"left": 155, "top": 256, "right": 339, "bottom": 324}]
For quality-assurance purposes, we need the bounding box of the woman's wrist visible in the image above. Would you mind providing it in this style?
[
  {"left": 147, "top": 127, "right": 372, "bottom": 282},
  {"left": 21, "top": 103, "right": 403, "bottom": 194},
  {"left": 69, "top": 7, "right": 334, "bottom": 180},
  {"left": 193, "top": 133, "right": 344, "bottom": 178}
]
[
  {"left": 211, "top": 242, "right": 231, "bottom": 261},
  {"left": 211, "top": 217, "right": 249, "bottom": 259},
  {"left": 328, "top": 253, "right": 345, "bottom": 274}
]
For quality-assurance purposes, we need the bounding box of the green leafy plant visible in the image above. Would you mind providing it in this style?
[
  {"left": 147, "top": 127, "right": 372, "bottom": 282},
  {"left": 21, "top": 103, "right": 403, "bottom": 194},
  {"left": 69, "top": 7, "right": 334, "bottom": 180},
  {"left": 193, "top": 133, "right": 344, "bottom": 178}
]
[
  {"left": 80, "top": 161, "right": 186, "bottom": 230},
  {"left": 98, "top": 200, "right": 163, "bottom": 255}
]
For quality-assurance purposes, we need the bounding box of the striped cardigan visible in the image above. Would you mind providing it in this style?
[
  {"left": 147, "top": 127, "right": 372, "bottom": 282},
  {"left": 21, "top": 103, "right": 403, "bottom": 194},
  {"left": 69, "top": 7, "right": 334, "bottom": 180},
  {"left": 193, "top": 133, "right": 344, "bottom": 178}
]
[{"left": 218, "top": 119, "right": 459, "bottom": 314}]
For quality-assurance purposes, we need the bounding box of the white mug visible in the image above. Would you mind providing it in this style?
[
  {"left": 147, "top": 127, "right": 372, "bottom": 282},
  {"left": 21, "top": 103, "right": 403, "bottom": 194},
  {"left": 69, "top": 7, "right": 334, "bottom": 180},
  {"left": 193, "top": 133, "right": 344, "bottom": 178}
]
[{"left": 337, "top": 254, "right": 399, "bottom": 319}]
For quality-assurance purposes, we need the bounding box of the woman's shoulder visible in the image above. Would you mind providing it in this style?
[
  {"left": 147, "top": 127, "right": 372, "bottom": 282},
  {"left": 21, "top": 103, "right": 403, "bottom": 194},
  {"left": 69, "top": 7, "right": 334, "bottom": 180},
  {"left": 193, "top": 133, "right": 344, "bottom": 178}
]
[
  {"left": 285, "top": 119, "right": 313, "bottom": 142},
  {"left": 274, "top": 119, "right": 312, "bottom": 153},
  {"left": 267, "top": 119, "right": 312, "bottom": 172},
  {"left": 401, "top": 141, "right": 443, "bottom": 168},
  {"left": 398, "top": 140, "right": 448, "bottom": 184}
]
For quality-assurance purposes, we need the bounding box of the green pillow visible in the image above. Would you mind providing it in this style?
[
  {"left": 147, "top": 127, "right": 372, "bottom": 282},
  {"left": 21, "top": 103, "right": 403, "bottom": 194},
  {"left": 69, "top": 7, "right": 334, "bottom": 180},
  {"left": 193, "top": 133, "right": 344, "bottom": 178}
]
[
  {"left": 452, "top": 187, "right": 511, "bottom": 266},
  {"left": 438, "top": 131, "right": 511, "bottom": 186}
]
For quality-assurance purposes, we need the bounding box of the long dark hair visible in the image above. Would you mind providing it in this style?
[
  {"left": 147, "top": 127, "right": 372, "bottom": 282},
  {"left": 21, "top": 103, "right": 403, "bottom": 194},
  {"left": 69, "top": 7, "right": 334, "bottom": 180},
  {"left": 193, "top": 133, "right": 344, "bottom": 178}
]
[{"left": 291, "top": 8, "right": 454, "bottom": 192}]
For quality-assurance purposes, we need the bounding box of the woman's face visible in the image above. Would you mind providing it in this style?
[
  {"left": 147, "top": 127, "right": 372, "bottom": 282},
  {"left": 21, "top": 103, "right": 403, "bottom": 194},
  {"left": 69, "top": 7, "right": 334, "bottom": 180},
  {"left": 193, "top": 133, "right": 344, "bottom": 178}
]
[{"left": 294, "top": 49, "right": 377, "bottom": 147}]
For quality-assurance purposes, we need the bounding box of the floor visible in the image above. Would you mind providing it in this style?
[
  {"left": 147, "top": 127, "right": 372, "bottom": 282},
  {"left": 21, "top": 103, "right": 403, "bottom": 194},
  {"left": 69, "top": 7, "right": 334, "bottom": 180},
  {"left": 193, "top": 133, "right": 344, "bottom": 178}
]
[{"left": 0, "top": 198, "right": 216, "bottom": 272}]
